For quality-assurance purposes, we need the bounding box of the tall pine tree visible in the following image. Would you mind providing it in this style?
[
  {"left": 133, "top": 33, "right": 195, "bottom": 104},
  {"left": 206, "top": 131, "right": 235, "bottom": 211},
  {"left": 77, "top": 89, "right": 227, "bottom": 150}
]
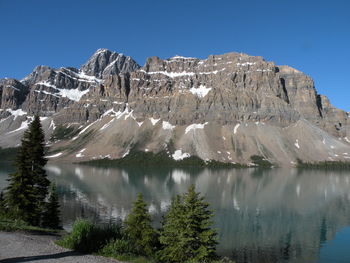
[
  {"left": 0, "top": 191, "right": 5, "bottom": 216},
  {"left": 158, "top": 195, "right": 186, "bottom": 263},
  {"left": 125, "top": 193, "right": 157, "bottom": 256},
  {"left": 159, "top": 185, "right": 218, "bottom": 263},
  {"left": 42, "top": 183, "right": 61, "bottom": 229},
  {"left": 28, "top": 116, "right": 50, "bottom": 208},
  {"left": 5, "top": 116, "right": 50, "bottom": 225}
]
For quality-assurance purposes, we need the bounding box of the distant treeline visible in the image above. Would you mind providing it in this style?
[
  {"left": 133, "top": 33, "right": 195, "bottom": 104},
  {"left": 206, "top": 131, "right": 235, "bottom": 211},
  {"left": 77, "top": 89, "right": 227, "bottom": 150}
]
[
  {"left": 80, "top": 150, "right": 274, "bottom": 169},
  {"left": 297, "top": 159, "right": 350, "bottom": 169}
]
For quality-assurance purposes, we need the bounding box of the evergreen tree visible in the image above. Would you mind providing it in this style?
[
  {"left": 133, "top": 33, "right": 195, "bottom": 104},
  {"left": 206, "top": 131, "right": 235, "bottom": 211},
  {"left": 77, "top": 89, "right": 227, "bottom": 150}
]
[
  {"left": 158, "top": 195, "right": 187, "bottom": 263},
  {"left": 159, "top": 185, "right": 218, "bottom": 263},
  {"left": 42, "top": 183, "right": 61, "bottom": 229},
  {"left": 124, "top": 193, "right": 156, "bottom": 256},
  {"left": 0, "top": 191, "right": 5, "bottom": 215},
  {"left": 28, "top": 116, "right": 50, "bottom": 208},
  {"left": 181, "top": 184, "right": 218, "bottom": 262},
  {"left": 5, "top": 116, "right": 50, "bottom": 225}
]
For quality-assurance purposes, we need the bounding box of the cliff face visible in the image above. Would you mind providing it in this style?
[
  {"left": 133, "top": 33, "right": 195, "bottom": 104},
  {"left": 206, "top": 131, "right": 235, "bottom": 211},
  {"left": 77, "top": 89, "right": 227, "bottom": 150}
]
[{"left": 0, "top": 49, "right": 349, "bottom": 166}]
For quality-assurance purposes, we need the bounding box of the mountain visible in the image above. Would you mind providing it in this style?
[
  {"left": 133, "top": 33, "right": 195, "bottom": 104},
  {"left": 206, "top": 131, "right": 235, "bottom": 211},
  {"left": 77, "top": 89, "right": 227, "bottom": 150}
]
[{"left": 0, "top": 49, "right": 349, "bottom": 166}]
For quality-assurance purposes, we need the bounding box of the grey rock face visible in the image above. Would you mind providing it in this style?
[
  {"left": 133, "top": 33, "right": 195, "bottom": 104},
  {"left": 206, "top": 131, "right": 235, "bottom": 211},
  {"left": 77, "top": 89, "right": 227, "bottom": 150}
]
[
  {"left": 80, "top": 48, "right": 140, "bottom": 79},
  {"left": 0, "top": 78, "right": 29, "bottom": 113},
  {"left": 0, "top": 49, "right": 349, "bottom": 165}
]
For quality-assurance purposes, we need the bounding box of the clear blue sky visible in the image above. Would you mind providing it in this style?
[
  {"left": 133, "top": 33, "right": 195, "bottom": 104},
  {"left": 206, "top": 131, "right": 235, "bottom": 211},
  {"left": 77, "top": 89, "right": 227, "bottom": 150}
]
[{"left": 0, "top": 0, "right": 349, "bottom": 111}]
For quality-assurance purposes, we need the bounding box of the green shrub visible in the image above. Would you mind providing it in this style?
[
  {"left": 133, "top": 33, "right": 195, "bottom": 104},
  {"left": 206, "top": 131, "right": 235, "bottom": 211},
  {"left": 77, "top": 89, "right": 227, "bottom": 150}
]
[
  {"left": 99, "top": 238, "right": 135, "bottom": 257},
  {"left": 57, "top": 219, "right": 121, "bottom": 253}
]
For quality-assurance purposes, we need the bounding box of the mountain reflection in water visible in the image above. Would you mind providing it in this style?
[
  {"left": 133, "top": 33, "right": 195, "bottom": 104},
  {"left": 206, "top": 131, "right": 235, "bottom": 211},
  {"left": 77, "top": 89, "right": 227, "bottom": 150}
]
[{"left": 1, "top": 164, "right": 350, "bottom": 263}]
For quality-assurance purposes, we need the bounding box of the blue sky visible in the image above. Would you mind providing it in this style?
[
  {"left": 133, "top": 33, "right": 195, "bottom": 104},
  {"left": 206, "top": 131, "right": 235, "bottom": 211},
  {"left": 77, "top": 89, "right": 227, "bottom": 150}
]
[{"left": 0, "top": 0, "right": 349, "bottom": 111}]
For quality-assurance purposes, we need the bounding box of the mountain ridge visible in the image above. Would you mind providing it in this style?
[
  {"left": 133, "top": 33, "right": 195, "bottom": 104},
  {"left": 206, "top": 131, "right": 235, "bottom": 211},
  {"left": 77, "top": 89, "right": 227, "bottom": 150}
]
[{"left": 0, "top": 49, "right": 349, "bottom": 166}]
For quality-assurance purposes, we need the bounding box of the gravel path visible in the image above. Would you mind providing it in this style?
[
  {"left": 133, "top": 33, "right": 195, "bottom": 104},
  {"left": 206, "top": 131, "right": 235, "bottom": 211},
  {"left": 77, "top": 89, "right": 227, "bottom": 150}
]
[{"left": 0, "top": 231, "right": 120, "bottom": 263}]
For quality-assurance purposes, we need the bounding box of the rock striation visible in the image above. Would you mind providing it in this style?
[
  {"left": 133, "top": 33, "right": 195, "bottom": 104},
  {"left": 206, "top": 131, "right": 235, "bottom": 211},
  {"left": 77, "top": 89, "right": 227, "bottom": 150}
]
[{"left": 0, "top": 49, "right": 349, "bottom": 166}]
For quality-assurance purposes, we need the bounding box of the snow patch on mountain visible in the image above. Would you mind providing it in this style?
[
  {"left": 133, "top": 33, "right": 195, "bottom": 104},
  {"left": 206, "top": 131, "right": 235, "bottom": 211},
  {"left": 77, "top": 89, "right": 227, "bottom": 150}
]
[
  {"left": 189, "top": 85, "right": 212, "bottom": 98},
  {"left": 172, "top": 150, "right": 190, "bottom": 160},
  {"left": 185, "top": 122, "right": 208, "bottom": 134}
]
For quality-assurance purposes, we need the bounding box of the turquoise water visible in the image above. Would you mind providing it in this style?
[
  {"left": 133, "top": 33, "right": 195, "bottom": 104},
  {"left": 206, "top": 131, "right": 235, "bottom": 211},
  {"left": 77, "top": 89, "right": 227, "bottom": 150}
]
[{"left": 1, "top": 163, "right": 350, "bottom": 263}]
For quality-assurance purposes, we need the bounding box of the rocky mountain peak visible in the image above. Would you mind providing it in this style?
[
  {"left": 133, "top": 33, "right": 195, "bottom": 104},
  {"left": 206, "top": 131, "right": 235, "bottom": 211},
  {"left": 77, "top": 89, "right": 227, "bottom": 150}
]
[
  {"left": 80, "top": 48, "right": 140, "bottom": 79},
  {"left": 0, "top": 50, "right": 349, "bottom": 166},
  {"left": 0, "top": 78, "right": 29, "bottom": 111}
]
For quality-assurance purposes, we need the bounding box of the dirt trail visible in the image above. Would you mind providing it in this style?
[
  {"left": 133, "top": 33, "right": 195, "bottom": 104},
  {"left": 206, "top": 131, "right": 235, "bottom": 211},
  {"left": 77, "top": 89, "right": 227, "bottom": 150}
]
[{"left": 0, "top": 231, "right": 119, "bottom": 263}]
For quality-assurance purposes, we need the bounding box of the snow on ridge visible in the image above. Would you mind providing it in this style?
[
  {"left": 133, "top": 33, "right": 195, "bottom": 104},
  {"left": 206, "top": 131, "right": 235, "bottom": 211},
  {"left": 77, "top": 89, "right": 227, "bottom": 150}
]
[
  {"left": 150, "top": 118, "right": 160, "bottom": 125},
  {"left": 7, "top": 120, "right": 29, "bottom": 134},
  {"left": 185, "top": 122, "right": 208, "bottom": 134},
  {"left": 139, "top": 68, "right": 225, "bottom": 78},
  {"left": 189, "top": 84, "right": 212, "bottom": 98},
  {"left": 233, "top": 123, "right": 240, "bottom": 134},
  {"left": 102, "top": 107, "right": 133, "bottom": 120},
  {"left": 295, "top": 139, "right": 300, "bottom": 149},
  {"left": 140, "top": 70, "right": 195, "bottom": 78},
  {"left": 172, "top": 150, "right": 190, "bottom": 161},
  {"left": 236, "top": 62, "right": 256, "bottom": 67},
  {"left": 76, "top": 148, "right": 86, "bottom": 158},
  {"left": 36, "top": 81, "right": 57, "bottom": 89},
  {"left": 94, "top": 48, "right": 109, "bottom": 56},
  {"left": 104, "top": 54, "right": 124, "bottom": 71},
  {"left": 100, "top": 118, "right": 116, "bottom": 131},
  {"left": 162, "top": 121, "right": 175, "bottom": 130},
  {"left": 169, "top": 55, "right": 196, "bottom": 60},
  {"left": 72, "top": 120, "right": 99, "bottom": 141},
  {"left": 122, "top": 149, "right": 130, "bottom": 158},
  {"left": 57, "top": 88, "right": 90, "bottom": 101},
  {"left": 35, "top": 90, "right": 60, "bottom": 98},
  {"left": 35, "top": 80, "right": 90, "bottom": 101},
  {"left": 46, "top": 152, "right": 63, "bottom": 158},
  {"left": 7, "top": 85, "right": 20, "bottom": 91},
  {"left": 49, "top": 120, "right": 56, "bottom": 130},
  {"left": 7, "top": 109, "right": 27, "bottom": 120},
  {"left": 58, "top": 68, "right": 102, "bottom": 83}
]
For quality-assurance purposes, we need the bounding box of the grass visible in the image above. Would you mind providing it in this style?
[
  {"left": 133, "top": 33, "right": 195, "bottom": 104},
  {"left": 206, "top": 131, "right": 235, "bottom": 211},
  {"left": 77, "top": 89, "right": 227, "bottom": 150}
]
[
  {"left": 80, "top": 150, "right": 249, "bottom": 169},
  {"left": 99, "top": 238, "right": 156, "bottom": 263},
  {"left": 57, "top": 219, "right": 122, "bottom": 253},
  {"left": 0, "top": 215, "right": 60, "bottom": 234},
  {"left": 296, "top": 159, "right": 350, "bottom": 169}
]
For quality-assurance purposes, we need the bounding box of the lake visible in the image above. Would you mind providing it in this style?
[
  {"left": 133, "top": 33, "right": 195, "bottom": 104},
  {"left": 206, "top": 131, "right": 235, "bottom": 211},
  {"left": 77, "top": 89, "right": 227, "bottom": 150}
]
[{"left": 1, "top": 163, "right": 350, "bottom": 263}]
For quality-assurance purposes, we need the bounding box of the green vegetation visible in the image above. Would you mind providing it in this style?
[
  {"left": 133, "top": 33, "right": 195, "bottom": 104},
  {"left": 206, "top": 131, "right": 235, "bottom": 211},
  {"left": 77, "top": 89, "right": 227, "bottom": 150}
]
[
  {"left": 41, "top": 184, "right": 61, "bottom": 229},
  {"left": 250, "top": 155, "right": 273, "bottom": 168},
  {"left": 0, "top": 214, "right": 59, "bottom": 233},
  {"left": 0, "top": 147, "right": 19, "bottom": 163},
  {"left": 158, "top": 185, "right": 218, "bottom": 262},
  {"left": 57, "top": 185, "right": 223, "bottom": 263},
  {"left": 80, "top": 150, "right": 248, "bottom": 168},
  {"left": 57, "top": 219, "right": 121, "bottom": 253},
  {"left": 125, "top": 193, "right": 158, "bottom": 256},
  {"left": 0, "top": 191, "right": 5, "bottom": 216},
  {"left": 50, "top": 124, "right": 80, "bottom": 141},
  {"left": 2, "top": 116, "right": 61, "bottom": 229},
  {"left": 296, "top": 159, "right": 350, "bottom": 169}
]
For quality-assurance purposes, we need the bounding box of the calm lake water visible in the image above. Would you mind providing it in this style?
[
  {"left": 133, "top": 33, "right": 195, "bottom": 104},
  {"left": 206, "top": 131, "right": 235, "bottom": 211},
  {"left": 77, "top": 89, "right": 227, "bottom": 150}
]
[{"left": 1, "top": 163, "right": 350, "bottom": 263}]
